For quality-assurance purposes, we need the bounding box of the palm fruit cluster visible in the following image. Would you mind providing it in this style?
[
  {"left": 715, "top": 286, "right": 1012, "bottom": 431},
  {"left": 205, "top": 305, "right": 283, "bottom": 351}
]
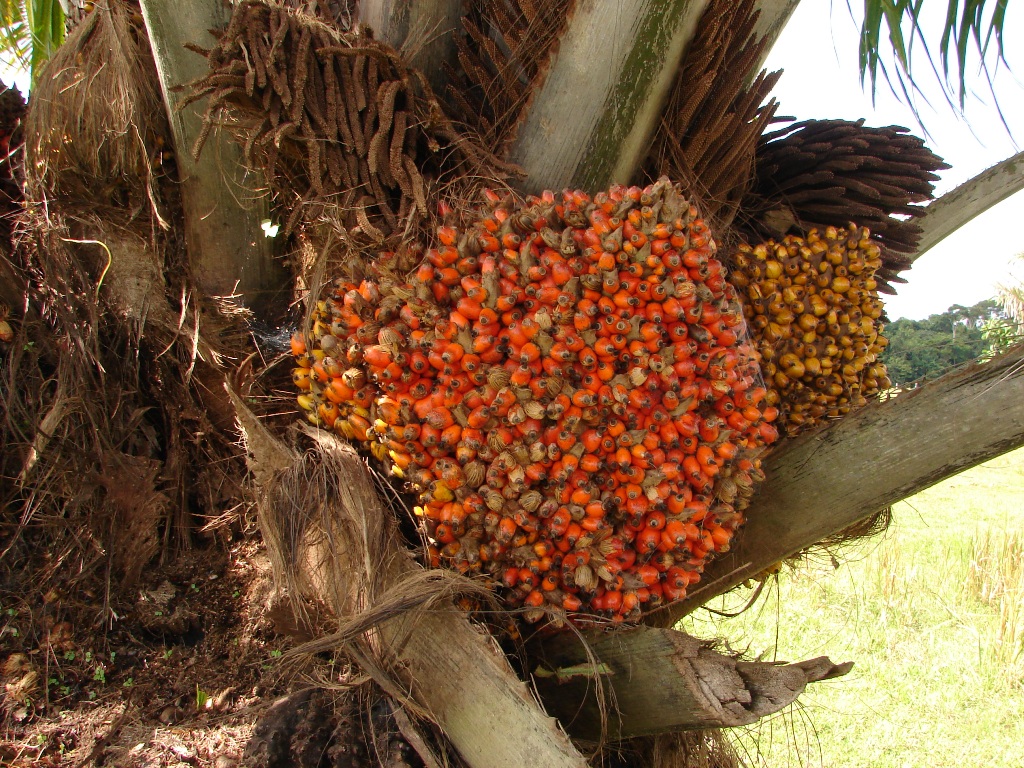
[
  {"left": 728, "top": 225, "right": 891, "bottom": 438},
  {"left": 292, "top": 179, "right": 780, "bottom": 623}
]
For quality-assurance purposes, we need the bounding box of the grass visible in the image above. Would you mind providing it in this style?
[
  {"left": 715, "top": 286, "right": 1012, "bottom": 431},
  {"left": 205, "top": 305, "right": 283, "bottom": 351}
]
[{"left": 680, "top": 445, "right": 1024, "bottom": 767}]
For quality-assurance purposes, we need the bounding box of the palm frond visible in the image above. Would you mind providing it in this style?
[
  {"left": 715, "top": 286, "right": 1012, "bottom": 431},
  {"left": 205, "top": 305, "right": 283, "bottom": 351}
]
[
  {"left": 995, "top": 254, "right": 1024, "bottom": 327},
  {"left": 856, "top": 0, "right": 1010, "bottom": 128},
  {"left": 0, "top": 0, "right": 32, "bottom": 71},
  {"left": 0, "top": 0, "right": 64, "bottom": 84}
]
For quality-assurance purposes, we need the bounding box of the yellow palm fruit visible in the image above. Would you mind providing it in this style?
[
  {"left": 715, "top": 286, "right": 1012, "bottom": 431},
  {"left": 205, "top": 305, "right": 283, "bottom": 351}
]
[{"left": 728, "top": 223, "right": 891, "bottom": 437}]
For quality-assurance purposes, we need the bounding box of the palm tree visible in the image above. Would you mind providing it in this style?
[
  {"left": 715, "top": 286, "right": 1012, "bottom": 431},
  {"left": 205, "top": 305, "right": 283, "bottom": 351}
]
[
  {"left": 996, "top": 255, "right": 1024, "bottom": 326},
  {"left": 3, "top": 2, "right": 1024, "bottom": 765}
]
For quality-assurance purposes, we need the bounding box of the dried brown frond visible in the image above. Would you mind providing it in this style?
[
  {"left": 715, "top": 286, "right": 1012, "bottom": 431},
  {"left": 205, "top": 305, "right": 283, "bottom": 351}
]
[
  {"left": 188, "top": 0, "right": 518, "bottom": 283},
  {"left": 22, "top": 1, "right": 170, "bottom": 219},
  {"left": 643, "top": 0, "right": 780, "bottom": 231},
  {"left": 444, "top": 0, "right": 575, "bottom": 156},
  {"left": 741, "top": 119, "right": 950, "bottom": 293}
]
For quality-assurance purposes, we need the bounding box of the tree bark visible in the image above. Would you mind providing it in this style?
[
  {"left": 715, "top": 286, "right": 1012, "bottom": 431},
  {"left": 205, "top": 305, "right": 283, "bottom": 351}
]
[
  {"left": 912, "top": 151, "right": 1024, "bottom": 261},
  {"left": 138, "top": 0, "right": 285, "bottom": 314},
  {"left": 653, "top": 344, "right": 1024, "bottom": 624},
  {"left": 507, "top": 0, "right": 712, "bottom": 194},
  {"left": 532, "top": 626, "right": 851, "bottom": 740},
  {"left": 503, "top": 0, "right": 800, "bottom": 195}
]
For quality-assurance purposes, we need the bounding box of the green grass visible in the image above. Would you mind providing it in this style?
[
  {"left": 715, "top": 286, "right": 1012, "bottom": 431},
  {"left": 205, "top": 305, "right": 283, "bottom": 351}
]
[{"left": 680, "top": 445, "right": 1024, "bottom": 767}]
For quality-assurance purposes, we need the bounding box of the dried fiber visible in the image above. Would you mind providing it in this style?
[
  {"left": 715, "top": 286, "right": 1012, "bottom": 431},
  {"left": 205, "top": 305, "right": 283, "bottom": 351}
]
[{"left": 23, "top": 0, "right": 169, "bottom": 216}]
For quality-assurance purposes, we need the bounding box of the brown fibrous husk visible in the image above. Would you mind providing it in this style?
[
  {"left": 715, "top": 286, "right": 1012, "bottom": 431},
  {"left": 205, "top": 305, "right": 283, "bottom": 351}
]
[
  {"left": 242, "top": 415, "right": 494, "bottom": 660},
  {"left": 22, "top": 0, "right": 169, "bottom": 216},
  {"left": 1, "top": 205, "right": 251, "bottom": 591},
  {"left": 231, "top": 400, "right": 494, "bottom": 764}
]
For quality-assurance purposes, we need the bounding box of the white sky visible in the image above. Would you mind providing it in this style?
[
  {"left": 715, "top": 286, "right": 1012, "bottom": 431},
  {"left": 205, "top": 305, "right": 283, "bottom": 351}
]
[
  {"left": 4, "top": 4, "right": 1021, "bottom": 320},
  {"left": 763, "top": 2, "right": 1024, "bottom": 320}
]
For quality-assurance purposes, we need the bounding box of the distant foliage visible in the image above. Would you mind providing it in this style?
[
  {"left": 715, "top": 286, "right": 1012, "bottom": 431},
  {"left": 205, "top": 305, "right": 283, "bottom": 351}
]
[
  {"left": 881, "top": 299, "right": 1002, "bottom": 385},
  {"left": 981, "top": 316, "right": 1023, "bottom": 361},
  {"left": 982, "top": 256, "right": 1024, "bottom": 359}
]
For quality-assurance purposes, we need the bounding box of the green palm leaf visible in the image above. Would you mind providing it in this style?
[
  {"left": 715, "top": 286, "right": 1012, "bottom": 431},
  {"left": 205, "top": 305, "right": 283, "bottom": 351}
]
[
  {"left": 858, "top": 0, "right": 1010, "bottom": 113},
  {"left": 0, "top": 0, "right": 64, "bottom": 85}
]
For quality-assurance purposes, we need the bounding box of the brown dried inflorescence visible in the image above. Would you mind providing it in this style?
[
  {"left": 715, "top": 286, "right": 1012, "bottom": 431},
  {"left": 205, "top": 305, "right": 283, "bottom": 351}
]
[
  {"left": 293, "top": 179, "right": 779, "bottom": 624},
  {"left": 444, "top": 0, "right": 576, "bottom": 156},
  {"left": 644, "top": 0, "right": 781, "bottom": 229},
  {"left": 187, "top": 0, "right": 513, "bottom": 247},
  {"left": 745, "top": 119, "right": 950, "bottom": 293}
]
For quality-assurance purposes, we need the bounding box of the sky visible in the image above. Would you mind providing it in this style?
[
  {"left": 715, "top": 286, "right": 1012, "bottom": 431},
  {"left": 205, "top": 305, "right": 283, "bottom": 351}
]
[
  {"left": 3, "top": 3, "right": 1021, "bottom": 320},
  {"left": 763, "top": 2, "right": 1024, "bottom": 321}
]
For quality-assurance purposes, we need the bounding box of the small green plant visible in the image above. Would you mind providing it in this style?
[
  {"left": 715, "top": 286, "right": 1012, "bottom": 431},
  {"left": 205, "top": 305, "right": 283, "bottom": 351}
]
[
  {"left": 63, "top": 651, "right": 75, "bottom": 661},
  {"left": 93, "top": 666, "right": 106, "bottom": 684},
  {"left": 122, "top": 677, "right": 133, "bottom": 688},
  {"left": 195, "top": 685, "right": 209, "bottom": 710},
  {"left": 270, "top": 649, "right": 282, "bottom": 659},
  {"left": 161, "top": 648, "right": 173, "bottom": 660}
]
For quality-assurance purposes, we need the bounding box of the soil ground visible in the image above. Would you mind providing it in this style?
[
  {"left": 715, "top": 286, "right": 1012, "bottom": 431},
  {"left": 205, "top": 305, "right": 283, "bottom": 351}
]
[{"left": 0, "top": 533, "right": 296, "bottom": 767}]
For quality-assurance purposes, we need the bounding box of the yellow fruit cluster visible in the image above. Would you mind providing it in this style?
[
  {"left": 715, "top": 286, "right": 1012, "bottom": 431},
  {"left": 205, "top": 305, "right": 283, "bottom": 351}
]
[{"left": 728, "top": 225, "right": 891, "bottom": 437}]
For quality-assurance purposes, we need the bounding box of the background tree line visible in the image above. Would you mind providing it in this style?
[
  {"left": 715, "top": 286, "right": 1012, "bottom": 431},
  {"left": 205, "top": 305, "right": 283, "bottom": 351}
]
[{"left": 881, "top": 298, "right": 1008, "bottom": 385}]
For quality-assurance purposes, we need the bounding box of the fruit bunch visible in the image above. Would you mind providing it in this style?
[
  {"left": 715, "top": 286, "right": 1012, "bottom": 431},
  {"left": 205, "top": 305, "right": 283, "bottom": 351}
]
[
  {"left": 727, "top": 225, "right": 891, "bottom": 437},
  {"left": 293, "top": 179, "right": 779, "bottom": 623}
]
